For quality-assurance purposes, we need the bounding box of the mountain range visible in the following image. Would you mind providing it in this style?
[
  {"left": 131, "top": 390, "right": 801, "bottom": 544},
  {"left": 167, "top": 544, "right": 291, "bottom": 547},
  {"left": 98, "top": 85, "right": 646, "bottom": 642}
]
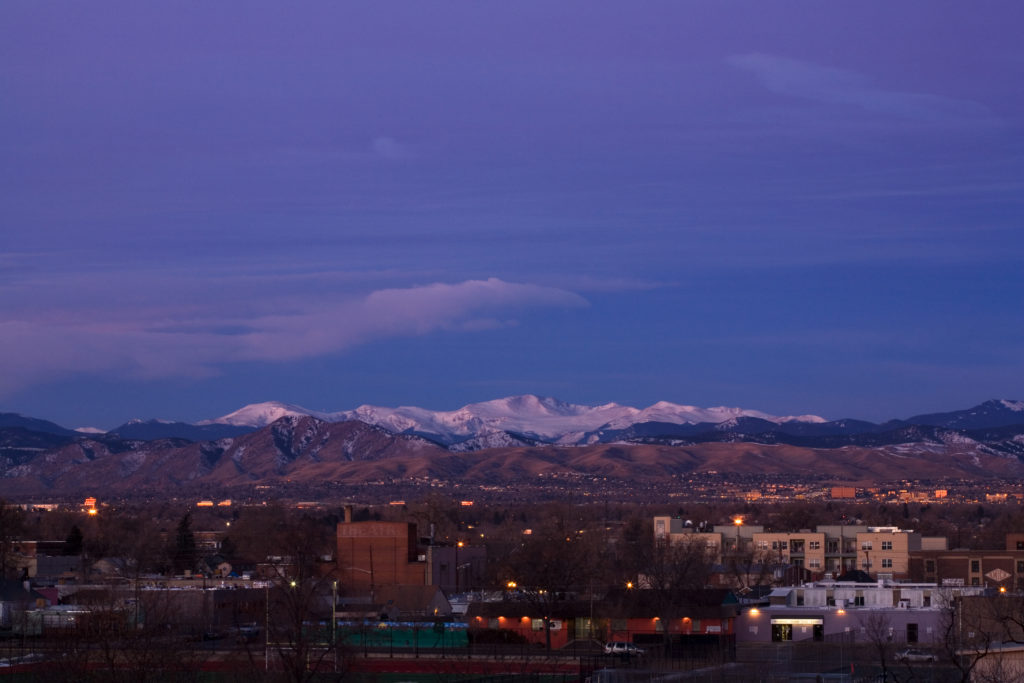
[
  {"left": 137, "top": 396, "right": 1024, "bottom": 449},
  {"left": 1, "top": 397, "right": 1023, "bottom": 496}
]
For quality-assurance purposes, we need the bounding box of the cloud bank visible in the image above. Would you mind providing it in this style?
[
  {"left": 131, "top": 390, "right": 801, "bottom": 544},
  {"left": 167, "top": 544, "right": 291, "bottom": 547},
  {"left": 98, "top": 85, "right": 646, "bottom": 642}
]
[{"left": 0, "top": 278, "right": 586, "bottom": 397}]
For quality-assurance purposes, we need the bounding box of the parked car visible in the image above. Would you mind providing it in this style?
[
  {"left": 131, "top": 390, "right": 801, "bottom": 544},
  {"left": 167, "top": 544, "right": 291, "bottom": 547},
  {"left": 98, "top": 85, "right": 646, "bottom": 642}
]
[
  {"left": 604, "top": 642, "right": 644, "bottom": 656},
  {"left": 895, "top": 648, "right": 938, "bottom": 663}
]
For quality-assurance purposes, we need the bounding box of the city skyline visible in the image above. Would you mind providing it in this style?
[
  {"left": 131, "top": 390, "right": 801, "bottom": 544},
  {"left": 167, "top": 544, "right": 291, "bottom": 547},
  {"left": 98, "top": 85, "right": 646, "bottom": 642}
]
[{"left": 3, "top": 2, "right": 1023, "bottom": 429}]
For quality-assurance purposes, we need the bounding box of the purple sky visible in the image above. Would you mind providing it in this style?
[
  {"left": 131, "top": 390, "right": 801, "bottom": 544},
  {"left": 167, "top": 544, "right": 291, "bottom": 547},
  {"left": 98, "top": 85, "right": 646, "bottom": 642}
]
[{"left": 3, "top": 2, "right": 1023, "bottom": 428}]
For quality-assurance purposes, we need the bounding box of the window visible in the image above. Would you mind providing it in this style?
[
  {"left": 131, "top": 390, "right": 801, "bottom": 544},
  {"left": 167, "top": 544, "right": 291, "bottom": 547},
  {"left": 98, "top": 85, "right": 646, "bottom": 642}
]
[
  {"left": 854, "top": 596, "right": 865, "bottom": 606},
  {"left": 925, "top": 560, "right": 935, "bottom": 572},
  {"left": 1017, "top": 541, "right": 1024, "bottom": 550},
  {"left": 971, "top": 577, "right": 980, "bottom": 586},
  {"left": 881, "top": 558, "right": 893, "bottom": 568},
  {"left": 1017, "top": 561, "right": 1024, "bottom": 573},
  {"left": 862, "top": 542, "right": 873, "bottom": 550},
  {"left": 809, "top": 558, "right": 822, "bottom": 569},
  {"left": 826, "top": 541, "right": 839, "bottom": 553},
  {"left": 881, "top": 541, "right": 893, "bottom": 551},
  {"left": 757, "top": 540, "right": 769, "bottom": 549},
  {"left": 971, "top": 560, "right": 980, "bottom": 573},
  {"left": 907, "top": 623, "right": 918, "bottom": 644},
  {"left": 809, "top": 541, "right": 820, "bottom": 550}
]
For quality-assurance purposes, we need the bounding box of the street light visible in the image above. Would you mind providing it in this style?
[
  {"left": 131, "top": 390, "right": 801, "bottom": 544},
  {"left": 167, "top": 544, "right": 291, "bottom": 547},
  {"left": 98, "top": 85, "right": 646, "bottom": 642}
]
[
  {"left": 332, "top": 580, "right": 338, "bottom": 673},
  {"left": 456, "top": 541, "right": 464, "bottom": 593},
  {"left": 733, "top": 516, "right": 743, "bottom": 553}
]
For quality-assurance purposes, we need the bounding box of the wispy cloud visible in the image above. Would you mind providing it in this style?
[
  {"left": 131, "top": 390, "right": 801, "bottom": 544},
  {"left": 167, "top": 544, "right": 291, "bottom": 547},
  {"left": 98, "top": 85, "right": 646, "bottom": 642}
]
[
  {"left": 0, "top": 278, "right": 586, "bottom": 396},
  {"left": 728, "top": 53, "right": 994, "bottom": 125}
]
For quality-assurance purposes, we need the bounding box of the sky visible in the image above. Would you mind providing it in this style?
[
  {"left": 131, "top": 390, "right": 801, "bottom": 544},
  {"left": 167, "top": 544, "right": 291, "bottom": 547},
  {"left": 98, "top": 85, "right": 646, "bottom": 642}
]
[{"left": 2, "top": 2, "right": 1023, "bottom": 429}]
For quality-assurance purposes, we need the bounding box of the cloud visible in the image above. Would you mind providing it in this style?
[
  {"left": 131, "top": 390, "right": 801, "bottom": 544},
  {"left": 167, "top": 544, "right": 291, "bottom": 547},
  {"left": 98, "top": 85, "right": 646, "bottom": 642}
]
[
  {"left": 728, "top": 53, "right": 993, "bottom": 125},
  {"left": 0, "top": 278, "right": 586, "bottom": 396}
]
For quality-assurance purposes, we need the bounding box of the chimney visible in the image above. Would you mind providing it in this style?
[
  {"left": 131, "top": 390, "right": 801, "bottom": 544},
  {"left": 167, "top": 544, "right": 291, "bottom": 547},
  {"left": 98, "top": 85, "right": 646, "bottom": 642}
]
[{"left": 343, "top": 505, "right": 352, "bottom": 524}]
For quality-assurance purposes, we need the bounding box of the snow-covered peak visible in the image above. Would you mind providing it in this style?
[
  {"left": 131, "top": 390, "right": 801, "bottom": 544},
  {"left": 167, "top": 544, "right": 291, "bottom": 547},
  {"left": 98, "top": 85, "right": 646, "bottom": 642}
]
[
  {"left": 75, "top": 426, "right": 106, "bottom": 434},
  {"left": 1001, "top": 399, "right": 1024, "bottom": 412},
  {"left": 333, "top": 395, "right": 636, "bottom": 442},
  {"left": 602, "top": 401, "right": 816, "bottom": 429},
  {"left": 779, "top": 414, "right": 829, "bottom": 424},
  {"left": 202, "top": 401, "right": 330, "bottom": 428},
  {"left": 200, "top": 395, "right": 826, "bottom": 444}
]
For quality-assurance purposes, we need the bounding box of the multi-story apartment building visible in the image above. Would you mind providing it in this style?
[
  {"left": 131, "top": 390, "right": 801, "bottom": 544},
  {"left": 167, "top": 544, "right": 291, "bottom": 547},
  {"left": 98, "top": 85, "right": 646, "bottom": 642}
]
[
  {"left": 653, "top": 516, "right": 762, "bottom": 562},
  {"left": 655, "top": 517, "right": 946, "bottom": 582},
  {"left": 854, "top": 527, "right": 947, "bottom": 580},
  {"left": 751, "top": 532, "right": 827, "bottom": 573}
]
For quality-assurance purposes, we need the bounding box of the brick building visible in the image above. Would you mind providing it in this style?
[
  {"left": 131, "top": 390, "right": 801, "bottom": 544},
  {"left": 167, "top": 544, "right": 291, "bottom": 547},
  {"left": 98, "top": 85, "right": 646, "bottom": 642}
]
[{"left": 336, "top": 520, "right": 427, "bottom": 589}]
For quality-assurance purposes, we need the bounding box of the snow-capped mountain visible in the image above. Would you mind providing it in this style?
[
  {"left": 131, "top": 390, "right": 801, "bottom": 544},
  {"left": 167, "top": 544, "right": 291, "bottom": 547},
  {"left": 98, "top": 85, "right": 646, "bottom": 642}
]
[
  {"left": 203, "top": 395, "right": 827, "bottom": 446},
  {"left": 198, "top": 401, "right": 343, "bottom": 428}
]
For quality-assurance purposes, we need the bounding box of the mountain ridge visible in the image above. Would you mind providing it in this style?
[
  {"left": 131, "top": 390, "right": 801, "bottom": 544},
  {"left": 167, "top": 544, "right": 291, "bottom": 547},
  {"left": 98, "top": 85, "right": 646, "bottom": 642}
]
[{"left": 3, "top": 411, "right": 1024, "bottom": 498}]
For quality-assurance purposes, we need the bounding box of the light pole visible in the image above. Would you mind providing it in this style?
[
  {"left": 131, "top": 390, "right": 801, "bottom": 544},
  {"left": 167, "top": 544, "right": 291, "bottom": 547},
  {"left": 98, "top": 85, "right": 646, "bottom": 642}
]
[
  {"left": 268, "top": 581, "right": 272, "bottom": 671},
  {"left": 332, "top": 580, "right": 338, "bottom": 673},
  {"left": 455, "top": 542, "right": 461, "bottom": 594}
]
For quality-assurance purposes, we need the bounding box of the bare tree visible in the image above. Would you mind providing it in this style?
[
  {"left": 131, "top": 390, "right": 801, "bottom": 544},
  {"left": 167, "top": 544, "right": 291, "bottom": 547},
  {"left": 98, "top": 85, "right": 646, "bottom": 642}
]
[
  {"left": 936, "top": 593, "right": 999, "bottom": 683},
  {"left": 252, "top": 513, "right": 343, "bottom": 682},
  {"left": 858, "top": 611, "right": 898, "bottom": 682},
  {"left": 42, "top": 585, "right": 201, "bottom": 683},
  {"left": 0, "top": 500, "right": 26, "bottom": 579},
  {"left": 499, "top": 517, "right": 598, "bottom": 651},
  {"left": 723, "top": 543, "right": 775, "bottom": 592},
  {"left": 638, "top": 535, "right": 714, "bottom": 655}
]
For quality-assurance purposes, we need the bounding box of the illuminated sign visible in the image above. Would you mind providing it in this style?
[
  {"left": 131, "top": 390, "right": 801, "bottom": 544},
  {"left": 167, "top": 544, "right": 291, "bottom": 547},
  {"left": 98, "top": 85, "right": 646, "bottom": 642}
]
[{"left": 770, "top": 618, "right": 823, "bottom": 626}]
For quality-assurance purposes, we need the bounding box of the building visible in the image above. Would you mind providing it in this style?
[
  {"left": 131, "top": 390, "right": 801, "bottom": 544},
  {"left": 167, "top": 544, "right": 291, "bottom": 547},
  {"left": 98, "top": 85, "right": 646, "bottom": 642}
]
[
  {"left": 736, "top": 580, "right": 983, "bottom": 646},
  {"left": 467, "top": 588, "right": 740, "bottom": 654},
  {"left": 426, "top": 543, "right": 487, "bottom": 595},
  {"left": 910, "top": 535, "right": 1024, "bottom": 589},
  {"left": 751, "top": 531, "right": 827, "bottom": 574},
  {"left": 336, "top": 520, "right": 427, "bottom": 588}
]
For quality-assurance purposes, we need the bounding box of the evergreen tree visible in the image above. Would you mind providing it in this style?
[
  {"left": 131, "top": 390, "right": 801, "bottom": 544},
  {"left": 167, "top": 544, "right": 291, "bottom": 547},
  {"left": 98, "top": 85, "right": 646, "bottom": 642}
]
[
  {"left": 173, "top": 513, "right": 197, "bottom": 573},
  {"left": 64, "top": 525, "right": 84, "bottom": 556}
]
